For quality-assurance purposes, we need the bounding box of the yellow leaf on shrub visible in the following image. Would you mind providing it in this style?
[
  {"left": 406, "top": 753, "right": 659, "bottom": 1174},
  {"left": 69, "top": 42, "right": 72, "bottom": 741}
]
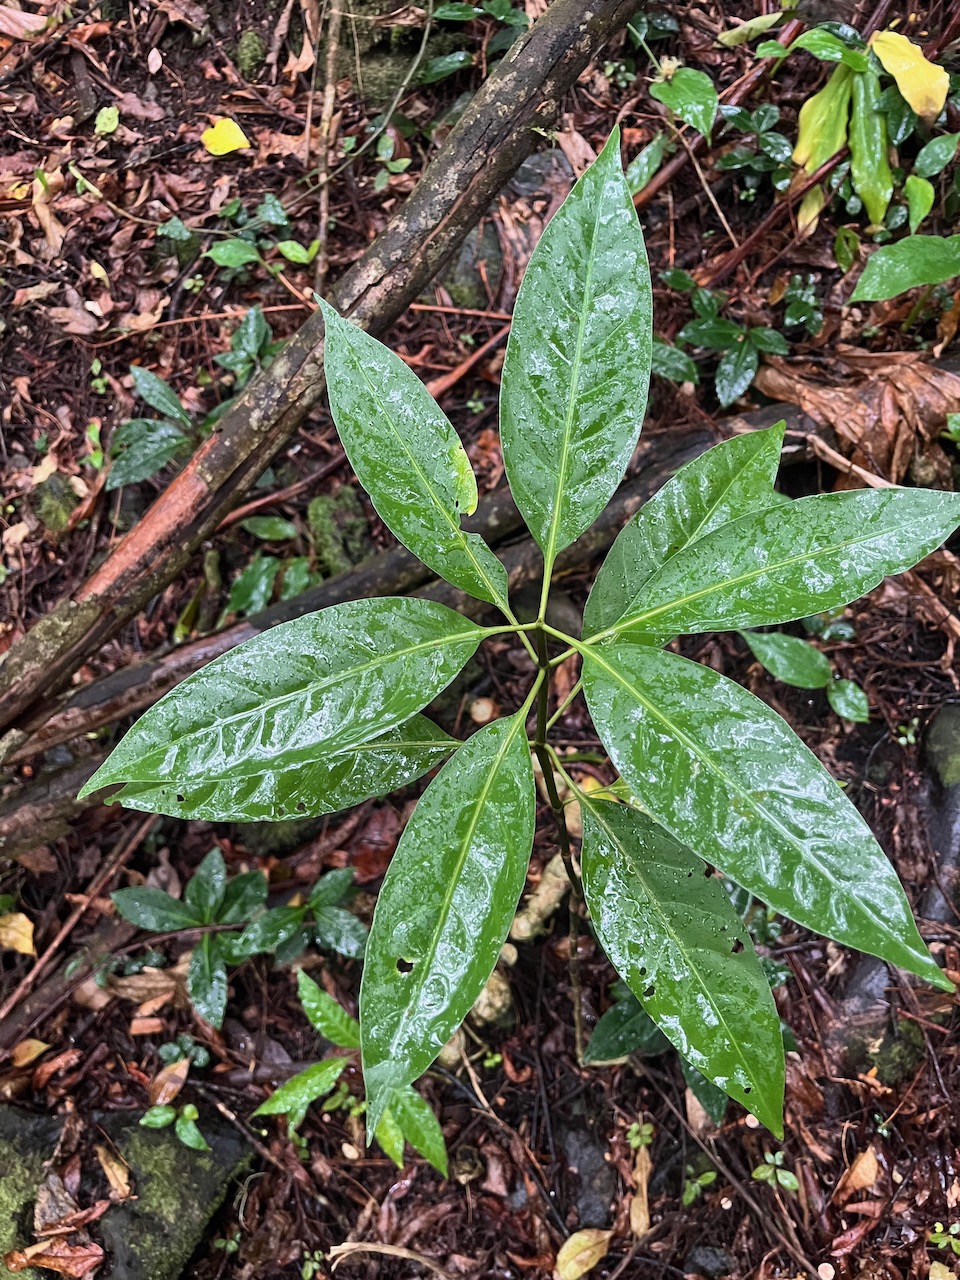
[
  {"left": 555, "top": 1229, "right": 613, "bottom": 1280},
  {"left": 200, "top": 117, "right": 251, "bottom": 155},
  {"left": 0, "top": 911, "right": 35, "bottom": 955},
  {"left": 868, "top": 31, "right": 949, "bottom": 122}
]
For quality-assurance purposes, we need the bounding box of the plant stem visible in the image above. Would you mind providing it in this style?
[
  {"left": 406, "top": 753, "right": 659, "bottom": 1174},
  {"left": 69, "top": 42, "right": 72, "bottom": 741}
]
[
  {"left": 546, "top": 678, "right": 582, "bottom": 732},
  {"left": 532, "top": 627, "right": 586, "bottom": 1064}
]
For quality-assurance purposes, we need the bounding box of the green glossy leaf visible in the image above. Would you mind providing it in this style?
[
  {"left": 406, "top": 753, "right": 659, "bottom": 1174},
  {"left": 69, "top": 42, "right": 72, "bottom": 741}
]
[
  {"left": 219, "top": 871, "right": 268, "bottom": 924},
  {"left": 827, "top": 678, "right": 870, "bottom": 722},
  {"left": 604, "top": 489, "right": 960, "bottom": 641},
  {"left": 188, "top": 934, "right": 229, "bottom": 1027},
  {"left": 580, "top": 797, "right": 784, "bottom": 1132},
  {"left": 741, "top": 631, "right": 832, "bottom": 689},
  {"left": 914, "top": 132, "right": 959, "bottom": 179},
  {"left": 207, "top": 239, "right": 260, "bottom": 268},
  {"left": 580, "top": 642, "right": 950, "bottom": 989},
  {"left": 851, "top": 234, "right": 960, "bottom": 301},
  {"left": 306, "top": 868, "right": 353, "bottom": 910},
  {"left": 584, "top": 424, "right": 785, "bottom": 638},
  {"left": 223, "top": 554, "right": 279, "bottom": 617},
  {"left": 361, "top": 711, "right": 536, "bottom": 1135},
  {"left": 434, "top": 3, "right": 482, "bottom": 18},
  {"left": 253, "top": 1057, "right": 347, "bottom": 1129},
  {"left": 140, "top": 1105, "right": 177, "bottom": 1128},
  {"left": 714, "top": 336, "right": 759, "bottom": 408},
  {"left": 375, "top": 1108, "right": 405, "bottom": 1167},
  {"left": 625, "top": 133, "right": 671, "bottom": 195},
  {"left": 748, "top": 327, "right": 790, "bottom": 356},
  {"left": 650, "top": 67, "right": 718, "bottom": 139},
  {"left": 228, "top": 906, "right": 307, "bottom": 959},
  {"left": 231, "top": 307, "right": 271, "bottom": 360},
  {"left": 717, "top": 12, "right": 782, "bottom": 47},
  {"left": 184, "top": 848, "right": 227, "bottom": 923},
  {"left": 583, "top": 992, "right": 668, "bottom": 1064},
  {"left": 315, "top": 906, "right": 367, "bottom": 960},
  {"left": 392, "top": 1084, "right": 448, "bottom": 1176},
  {"left": 275, "top": 239, "right": 316, "bottom": 264},
  {"left": 650, "top": 339, "right": 699, "bottom": 384},
  {"left": 418, "top": 50, "right": 473, "bottom": 83},
  {"left": 500, "top": 128, "right": 652, "bottom": 566},
  {"left": 320, "top": 301, "right": 508, "bottom": 609},
  {"left": 239, "top": 516, "right": 298, "bottom": 540},
  {"left": 903, "top": 175, "right": 935, "bottom": 234},
  {"left": 113, "top": 714, "right": 458, "bottom": 822},
  {"left": 175, "top": 1113, "right": 210, "bottom": 1151},
  {"left": 111, "top": 887, "right": 200, "bottom": 932},
  {"left": 297, "top": 971, "right": 360, "bottom": 1048},
  {"left": 676, "top": 316, "right": 743, "bottom": 350},
  {"left": 786, "top": 28, "right": 868, "bottom": 71},
  {"left": 680, "top": 1059, "right": 728, "bottom": 1126},
  {"left": 107, "top": 419, "right": 190, "bottom": 491},
  {"left": 80, "top": 600, "right": 484, "bottom": 809},
  {"left": 130, "top": 367, "right": 191, "bottom": 426}
]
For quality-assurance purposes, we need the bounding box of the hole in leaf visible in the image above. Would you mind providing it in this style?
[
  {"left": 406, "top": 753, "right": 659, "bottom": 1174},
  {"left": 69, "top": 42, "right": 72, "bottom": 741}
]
[
  {"left": 642, "top": 985, "right": 655, "bottom": 1001},
  {"left": 731, "top": 938, "right": 744, "bottom": 954},
  {"left": 396, "top": 957, "right": 414, "bottom": 974},
  {"left": 296, "top": 802, "right": 306, "bottom": 812},
  {"left": 176, "top": 794, "right": 184, "bottom": 803},
  {"left": 743, "top": 1085, "right": 752, "bottom": 1094}
]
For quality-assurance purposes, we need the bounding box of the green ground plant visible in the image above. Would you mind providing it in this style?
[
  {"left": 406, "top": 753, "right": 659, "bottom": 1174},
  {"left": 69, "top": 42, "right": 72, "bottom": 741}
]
[{"left": 82, "top": 130, "right": 960, "bottom": 1154}]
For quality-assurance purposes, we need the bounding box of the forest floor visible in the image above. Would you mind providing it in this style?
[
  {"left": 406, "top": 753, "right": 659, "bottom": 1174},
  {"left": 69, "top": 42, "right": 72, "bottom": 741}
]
[{"left": 2, "top": 2, "right": 960, "bottom": 1279}]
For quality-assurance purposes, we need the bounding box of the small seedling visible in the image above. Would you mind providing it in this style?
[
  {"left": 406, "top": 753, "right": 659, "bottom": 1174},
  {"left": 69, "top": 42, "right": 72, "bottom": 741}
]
[
  {"left": 140, "top": 1101, "right": 209, "bottom": 1151},
  {"left": 929, "top": 1222, "right": 960, "bottom": 1255},
  {"left": 626, "top": 1120, "right": 654, "bottom": 1150},
  {"left": 682, "top": 1166, "right": 717, "bottom": 1206},
  {"left": 752, "top": 1150, "right": 799, "bottom": 1192}
]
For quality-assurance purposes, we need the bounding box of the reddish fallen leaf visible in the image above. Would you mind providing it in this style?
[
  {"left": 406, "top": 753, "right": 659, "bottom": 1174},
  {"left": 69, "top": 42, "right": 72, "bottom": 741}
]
[
  {"left": 829, "top": 1217, "right": 875, "bottom": 1256},
  {"left": 33, "top": 1049, "right": 83, "bottom": 1090},
  {"left": 5, "top": 1238, "right": 104, "bottom": 1277}
]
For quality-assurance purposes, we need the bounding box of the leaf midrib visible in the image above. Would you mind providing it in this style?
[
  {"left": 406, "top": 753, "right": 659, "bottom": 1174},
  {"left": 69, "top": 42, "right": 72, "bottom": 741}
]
[
  {"left": 579, "top": 645, "right": 896, "bottom": 947},
  {"left": 582, "top": 797, "right": 761, "bottom": 1091}
]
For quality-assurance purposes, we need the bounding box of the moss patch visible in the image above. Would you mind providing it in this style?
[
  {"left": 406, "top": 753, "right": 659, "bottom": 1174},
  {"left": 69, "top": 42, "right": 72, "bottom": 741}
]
[
  {"left": 0, "top": 1108, "right": 64, "bottom": 1280},
  {"left": 307, "top": 486, "right": 370, "bottom": 578},
  {"left": 236, "top": 29, "right": 265, "bottom": 79}
]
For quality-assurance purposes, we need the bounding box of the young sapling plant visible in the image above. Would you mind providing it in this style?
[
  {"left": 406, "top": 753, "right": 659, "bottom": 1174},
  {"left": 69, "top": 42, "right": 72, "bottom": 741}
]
[{"left": 82, "top": 128, "right": 960, "bottom": 1147}]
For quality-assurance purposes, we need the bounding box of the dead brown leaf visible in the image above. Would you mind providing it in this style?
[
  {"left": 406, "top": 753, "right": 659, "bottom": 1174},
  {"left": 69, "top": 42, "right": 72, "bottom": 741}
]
[
  {"left": 5, "top": 1238, "right": 104, "bottom": 1277},
  {"left": 116, "top": 90, "right": 166, "bottom": 122},
  {"left": 0, "top": 911, "right": 35, "bottom": 954},
  {"left": 11, "top": 1039, "right": 50, "bottom": 1067},
  {"left": 12, "top": 280, "right": 59, "bottom": 306},
  {"left": 833, "top": 1146, "right": 880, "bottom": 1204},
  {"left": 0, "top": 3, "right": 49, "bottom": 38},
  {"left": 630, "top": 1144, "right": 652, "bottom": 1238},
  {"left": 93, "top": 1145, "right": 134, "bottom": 1203},
  {"left": 148, "top": 1055, "right": 190, "bottom": 1106}
]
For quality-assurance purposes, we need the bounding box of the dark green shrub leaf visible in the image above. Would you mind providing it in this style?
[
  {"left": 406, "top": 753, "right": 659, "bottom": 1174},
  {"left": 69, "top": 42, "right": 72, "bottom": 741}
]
[
  {"left": 361, "top": 711, "right": 535, "bottom": 1135},
  {"left": 850, "top": 234, "right": 960, "bottom": 301},
  {"left": 188, "top": 934, "right": 229, "bottom": 1028},
  {"left": 320, "top": 300, "right": 508, "bottom": 610},
  {"left": 741, "top": 631, "right": 832, "bottom": 689},
  {"left": 111, "top": 887, "right": 201, "bottom": 932},
  {"left": 114, "top": 715, "right": 458, "bottom": 822},
  {"left": 219, "top": 870, "right": 268, "bottom": 924},
  {"left": 583, "top": 992, "right": 668, "bottom": 1064},
  {"left": 418, "top": 50, "right": 473, "bottom": 83},
  {"left": 184, "top": 848, "right": 227, "bottom": 923},
  {"left": 253, "top": 1058, "right": 347, "bottom": 1129},
  {"left": 904, "top": 176, "right": 935, "bottom": 235},
  {"left": 827, "top": 678, "right": 870, "bottom": 722},
  {"left": 650, "top": 67, "right": 718, "bottom": 138},
  {"left": 228, "top": 906, "right": 306, "bottom": 959},
  {"left": 913, "top": 132, "right": 959, "bottom": 178},
  {"left": 584, "top": 424, "right": 785, "bottom": 638},
  {"left": 607, "top": 489, "right": 960, "bottom": 640},
  {"left": 207, "top": 239, "right": 260, "bottom": 268},
  {"left": 375, "top": 1108, "right": 405, "bottom": 1167},
  {"left": 315, "top": 906, "right": 367, "bottom": 960},
  {"left": 107, "top": 419, "right": 191, "bottom": 491},
  {"left": 625, "top": 133, "right": 671, "bottom": 195},
  {"left": 130, "top": 367, "right": 191, "bottom": 426},
  {"left": 434, "top": 3, "right": 482, "bottom": 18},
  {"left": 239, "top": 516, "right": 298, "bottom": 540},
  {"left": 748, "top": 327, "right": 790, "bottom": 355},
  {"left": 297, "top": 971, "right": 360, "bottom": 1049},
  {"left": 650, "top": 339, "right": 699, "bottom": 384},
  {"left": 80, "top": 599, "right": 484, "bottom": 811},
  {"left": 676, "top": 316, "right": 743, "bottom": 350},
  {"left": 391, "top": 1084, "right": 448, "bottom": 1176},
  {"left": 223, "top": 554, "right": 279, "bottom": 617},
  {"left": 231, "top": 307, "right": 271, "bottom": 360},
  {"left": 680, "top": 1059, "right": 728, "bottom": 1126},
  {"left": 500, "top": 128, "right": 652, "bottom": 563},
  {"left": 580, "top": 798, "right": 784, "bottom": 1133},
  {"left": 580, "top": 643, "right": 950, "bottom": 989},
  {"left": 714, "top": 337, "right": 759, "bottom": 408},
  {"left": 308, "top": 868, "right": 355, "bottom": 910}
]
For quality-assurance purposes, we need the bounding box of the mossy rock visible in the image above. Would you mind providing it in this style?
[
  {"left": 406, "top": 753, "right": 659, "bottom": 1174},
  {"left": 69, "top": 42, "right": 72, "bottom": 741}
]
[
  {"left": 95, "top": 1110, "right": 249, "bottom": 1280},
  {"left": 846, "top": 1014, "right": 926, "bottom": 1086},
  {"left": 34, "top": 472, "right": 79, "bottom": 534},
  {"left": 0, "top": 1107, "right": 64, "bottom": 1280},
  {"left": 236, "top": 29, "right": 265, "bottom": 79},
  {"left": 307, "top": 486, "right": 370, "bottom": 578}
]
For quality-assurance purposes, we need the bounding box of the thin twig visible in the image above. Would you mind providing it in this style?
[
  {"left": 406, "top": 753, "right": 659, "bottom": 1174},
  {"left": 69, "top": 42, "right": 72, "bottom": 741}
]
[{"left": 314, "top": 0, "right": 343, "bottom": 293}]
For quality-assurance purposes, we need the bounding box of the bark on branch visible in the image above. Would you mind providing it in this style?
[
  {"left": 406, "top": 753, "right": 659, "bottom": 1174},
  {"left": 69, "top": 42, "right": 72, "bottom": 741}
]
[{"left": 0, "top": 0, "right": 641, "bottom": 753}]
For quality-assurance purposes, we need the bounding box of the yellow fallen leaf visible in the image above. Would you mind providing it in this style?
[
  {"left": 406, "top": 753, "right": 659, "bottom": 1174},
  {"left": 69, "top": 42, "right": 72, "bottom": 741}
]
[
  {"left": 94, "top": 1144, "right": 135, "bottom": 1201},
  {"left": 11, "top": 1039, "right": 50, "bottom": 1067},
  {"left": 201, "top": 117, "right": 251, "bottom": 155},
  {"left": 0, "top": 911, "right": 35, "bottom": 955},
  {"left": 554, "top": 1229, "right": 613, "bottom": 1280},
  {"left": 929, "top": 1263, "right": 954, "bottom": 1280},
  {"left": 868, "top": 30, "right": 949, "bottom": 123},
  {"left": 630, "top": 1145, "right": 652, "bottom": 1238}
]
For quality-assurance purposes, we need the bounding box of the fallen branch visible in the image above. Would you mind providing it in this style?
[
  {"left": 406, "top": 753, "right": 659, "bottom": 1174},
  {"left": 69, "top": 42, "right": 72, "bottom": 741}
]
[{"left": 0, "top": 0, "right": 642, "bottom": 754}]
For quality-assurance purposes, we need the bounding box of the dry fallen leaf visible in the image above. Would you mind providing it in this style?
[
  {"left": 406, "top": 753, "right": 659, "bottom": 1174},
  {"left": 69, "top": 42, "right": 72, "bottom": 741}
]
[
  {"left": 5, "top": 1238, "right": 104, "bottom": 1277},
  {"left": 0, "top": 4, "right": 49, "bottom": 38},
  {"left": 929, "top": 1264, "right": 954, "bottom": 1280},
  {"left": 93, "top": 1145, "right": 134, "bottom": 1202},
  {"left": 201, "top": 117, "right": 251, "bottom": 155},
  {"left": 11, "top": 1039, "right": 50, "bottom": 1068},
  {"left": 148, "top": 1055, "right": 190, "bottom": 1107},
  {"left": 630, "top": 1144, "right": 652, "bottom": 1238},
  {"left": 833, "top": 1146, "right": 880, "bottom": 1204},
  {"left": 868, "top": 30, "right": 949, "bottom": 122},
  {"left": 0, "top": 911, "right": 36, "bottom": 955},
  {"left": 554, "top": 1229, "right": 613, "bottom": 1280}
]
